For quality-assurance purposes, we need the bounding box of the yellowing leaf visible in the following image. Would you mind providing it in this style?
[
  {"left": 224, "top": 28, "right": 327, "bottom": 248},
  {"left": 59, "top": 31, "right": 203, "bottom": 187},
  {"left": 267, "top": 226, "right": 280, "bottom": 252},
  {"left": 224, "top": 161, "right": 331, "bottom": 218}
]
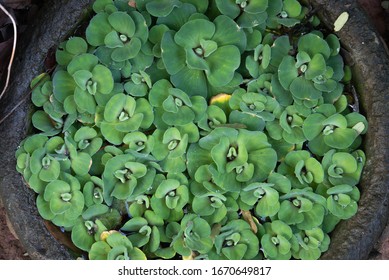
[{"left": 334, "top": 12, "right": 349, "bottom": 32}]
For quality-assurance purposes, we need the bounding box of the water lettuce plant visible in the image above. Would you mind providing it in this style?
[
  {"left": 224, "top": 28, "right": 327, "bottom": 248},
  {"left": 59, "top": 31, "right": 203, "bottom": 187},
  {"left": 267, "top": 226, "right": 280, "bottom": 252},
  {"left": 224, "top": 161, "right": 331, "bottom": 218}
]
[{"left": 16, "top": 0, "right": 368, "bottom": 260}]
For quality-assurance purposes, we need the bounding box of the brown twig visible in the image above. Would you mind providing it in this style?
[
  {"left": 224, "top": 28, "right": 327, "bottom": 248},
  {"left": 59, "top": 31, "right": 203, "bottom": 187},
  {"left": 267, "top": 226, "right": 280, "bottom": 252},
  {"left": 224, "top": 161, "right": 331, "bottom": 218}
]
[{"left": 0, "top": 3, "right": 17, "bottom": 101}]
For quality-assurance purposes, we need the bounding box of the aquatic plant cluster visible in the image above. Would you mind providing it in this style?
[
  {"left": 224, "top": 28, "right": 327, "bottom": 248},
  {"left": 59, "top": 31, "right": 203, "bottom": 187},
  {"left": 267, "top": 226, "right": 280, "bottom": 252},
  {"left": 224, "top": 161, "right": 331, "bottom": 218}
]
[{"left": 16, "top": 0, "right": 368, "bottom": 260}]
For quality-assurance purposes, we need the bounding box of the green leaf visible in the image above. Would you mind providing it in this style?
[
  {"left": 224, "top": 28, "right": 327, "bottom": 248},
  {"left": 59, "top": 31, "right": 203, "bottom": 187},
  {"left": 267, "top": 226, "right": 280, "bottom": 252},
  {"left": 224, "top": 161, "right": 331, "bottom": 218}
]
[
  {"left": 332, "top": 152, "right": 358, "bottom": 173},
  {"left": 86, "top": 13, "right": 113, "bottom": 47},
  {"left": 212, "top": 15, "right": 247, "bottom": 53},
  {"left": 261, "top": 44, "right": 271, "bottom": 69},
  {"left": 206, "top": 45, "right": 241, "bottom": 87},
  {"left": 245, "top": 0, "right": 268, "bottom": 14},
  {"left": 32, "top": 111, "right": 60, "bottom": 134},
  {"left": 174, "top": 19, "right": 215, "bottom": 49},
  {"left": 146, "top": 0, "right": 181, "bottom": 17},
  {"left": 39, "top": 159, "right": 61, "bottom": 182},
  {"left": 111, "top": 38, "right": 142, "bottom": 62},
  {"left": 303, "top": 114, "right": 326, "bottom": 140},
  {"left": 53, "top": 70, "right": 76, "bottom": 103},
  {"left": 104, "top": 30, "right": 124, "bottom": 48},
  {"left": 89, "top": 241, "right": 111, "bottom": 260},
  {"left": 215, "top": 0, "right": 240, "bottom": 18},
  {"left": 71, "top": 221, "right": 95, "bottom": 252},
  {"left": 71, "top": 152, "right": 92, "bottom": 176},
  {"left": 222, "top": 244, "right": 248, "bottom": 260},
  {"left": 290, "top": 77, "right": 321, "bottom": 100},
  {"left": 108, "top": 12, "right": 135, "bottom": 38},
  {"left": 156, "top": 2, "right": 196, "bottom": 29},
  {"left": 283, "top": 0, "right": 302, "bottom": 18},
  {"left": 185, "top": 48, "right": 210, "bottom": 71},
  {"left": 73, "top": 70, "right": 93, "bottom": 92},
  {"left": 74, "top": 88, "right": 96, "bottom": 114},
  {"left": 161, "top": 31, "right": 186, "bottom": 75},
  {"left": 92, "top": 65, "right": 114, "bottom": 94},
  {"left": 298, "top": 33, "right": 331, "bottom": 60},
  {"left": 44, "top": 179, "right": 70, "bottom": 201},
  {"left": 171, "top": 67, "right": 208, "bottom": 97},
  {"left": 68, "top": 53, "right": 99, "bottom": 75},
  {"left": 278, "top": 56, "right": 298, "bottom": 90},
  {"left": 324, "top": 128, "right": 357, "bottom": 149},
  {"left": 66, "top": 37, "right": 88, "bottom": 55},
  {"left": 121, "top": 217, "right": 148, "bottom": 232},
  {"left": 305, "top": 54, "right": 326, "bottom": 80},
  {"left": 255, "top": 187, "right": 280, "bottom": 217}
]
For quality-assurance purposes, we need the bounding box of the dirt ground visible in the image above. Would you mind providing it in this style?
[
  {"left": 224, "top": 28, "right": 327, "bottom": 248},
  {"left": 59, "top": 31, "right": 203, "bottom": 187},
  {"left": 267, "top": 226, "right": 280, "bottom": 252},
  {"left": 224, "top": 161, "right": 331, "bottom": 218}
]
[{"left": 0, "top": 0, "right": 389, "bottom": 260}]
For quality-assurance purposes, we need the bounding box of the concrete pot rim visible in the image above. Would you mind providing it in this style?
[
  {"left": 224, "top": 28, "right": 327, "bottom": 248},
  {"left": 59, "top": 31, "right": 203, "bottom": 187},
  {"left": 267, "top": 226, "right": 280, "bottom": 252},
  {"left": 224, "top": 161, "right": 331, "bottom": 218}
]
[{"left": 0, "top": 0, "right": 388, "bottom": 260}]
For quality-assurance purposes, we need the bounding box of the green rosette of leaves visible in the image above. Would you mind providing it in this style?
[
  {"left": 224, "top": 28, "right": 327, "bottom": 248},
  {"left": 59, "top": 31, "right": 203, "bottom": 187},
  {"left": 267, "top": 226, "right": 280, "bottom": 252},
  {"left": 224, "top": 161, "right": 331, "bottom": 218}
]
[
  {"left": 277, "top": 150, "right": 324, "bottom": 188},
  {"left": 124, "top": 70, "right": 153, "bottom": 97},
  {"left": 260, "top": 220, "right": 298, "bottom": 260},
  {"left": 246, "top": 35, "right": 292, "bottom": 80},
  {"left": 98, "top": 93, "right": 153, "bottom": 145},
  {"left": 265, "top": 105, "right": 306, "bottom": 145},
  {"left": 266, "top": 0, "right": 305, "bottom": 28},
  {"left": 150, "top": 178, "right": 189, "bottom": 222},
  {"left": 149, "top": 79, "right": 207, "bottom": 129},
  {"left": 86, "top": 8, "right": 148, "bottom": 63},
  {"left": 210, "top": 219, "right": 259, "bottom": 260},
  {"left": 71, "top": 218, "right": 108, "bottom": 252},
  {"left": 102, "top": 154, "right": 156, "bottom": 204},
  {"left": 83, "top": 176, "right": 105, "bottom": 207},
  {"left": 68, "top": 126, "right": 103, "bottom": 157},
  {"left": 321, "top": 149, "right": 366, "bottom": 187},
  {"left": 161, "top": 15, "right": 246, "bottom": 97},
  {"left": 36, "top": 172, "right": 85, "bottom": 228},
  {"left": 278, "top": 33, "right": 344, "bottom": 106},
  {"left": 197, "top": 105, "right": 227, "bottom": 136},
  {"left": 323, "top": 184, "right": 360, "bottom": 220},
  {"left": 126, "top": 194, "right": 150, "bottom": 218},
  {"left": 292, "top": 227, "right": 330, "bottom": 260},
  {"left": 187, "top": 127, "right": 277, "bottom": 192},
  {"left": 303, "top": 106, "right": 368, "bottom": 156},
  {"left": 237, "top": 172, "right": 292, "bottom": 213},
  {"left": 16, "top": 135, "right": 78, "bottom": 194},
  {"left": 228, "top": 88, "right": 280, "bottom": 131},
  {"left": 16, "top": 134, "right": 50, "bottom": 193},
  {"left": 239, "top": 182, "right": 280, "bottom": 218},
  {"left": 87, "top": 2, "right": 153, "bottom": 74},
  {"left": 30, "top": 74, "right": 66, "bottom": 123},
  {"left": 63, "top": 133, "right": 93, "bottom": 176},
  {"left": 124, "top": 131, "right": 154, "bottom": 155},
  {"left": 191, "top": 190, "right": 228, "bottom": 224},
  {"left": 152, "top": 125, "right": 199, "bottom": 173},
  {"left": 89, "top": 231, "right": 147, "bottom": 260},
  {"left": 121, "top": 216, "right": 163, "bottom": 254},
  {"left": 278, "top": 188, "right": 327, "bottom": 230},
  {"left": 71, "top": 203, "right": 122, "bottom": 252},
  {"left": 156, "top": 214, "right": 209, "bottom": 259},
  {"left": 214, "top": 0, "right": 268, "bottom": 28},
  {"left": 52, "top": 53, "right": 114, "bottom": 115}
]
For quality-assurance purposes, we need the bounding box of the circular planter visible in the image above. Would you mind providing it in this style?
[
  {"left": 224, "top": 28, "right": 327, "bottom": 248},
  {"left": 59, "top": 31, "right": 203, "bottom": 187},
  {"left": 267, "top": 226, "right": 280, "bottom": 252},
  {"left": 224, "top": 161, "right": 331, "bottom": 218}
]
[{"left": 0, "top": 0, "right": 388, "bottom": 260}]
